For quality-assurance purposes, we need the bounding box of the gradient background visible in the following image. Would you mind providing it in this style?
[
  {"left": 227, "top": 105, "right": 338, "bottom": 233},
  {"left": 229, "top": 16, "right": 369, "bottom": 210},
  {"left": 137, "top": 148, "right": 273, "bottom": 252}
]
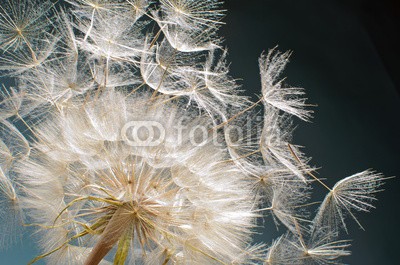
[{"left": 1, "top": 0, "right": 399, "bottom": 264}]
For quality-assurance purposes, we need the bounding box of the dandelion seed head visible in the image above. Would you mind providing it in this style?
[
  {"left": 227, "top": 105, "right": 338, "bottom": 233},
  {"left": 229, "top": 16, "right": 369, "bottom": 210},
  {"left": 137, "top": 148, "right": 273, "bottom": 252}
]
[
  {"left": 18, "top": 90, "right": 256, "bottom": 264},
  {"left": 0, "top": 0, "right": 388, "bottom": 264}
]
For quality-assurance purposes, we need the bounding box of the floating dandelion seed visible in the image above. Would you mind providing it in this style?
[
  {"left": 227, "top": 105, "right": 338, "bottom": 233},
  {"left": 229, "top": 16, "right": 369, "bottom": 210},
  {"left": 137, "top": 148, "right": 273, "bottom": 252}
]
[{"left": 312, "top": 170, "right": 385, "bottom": 233}]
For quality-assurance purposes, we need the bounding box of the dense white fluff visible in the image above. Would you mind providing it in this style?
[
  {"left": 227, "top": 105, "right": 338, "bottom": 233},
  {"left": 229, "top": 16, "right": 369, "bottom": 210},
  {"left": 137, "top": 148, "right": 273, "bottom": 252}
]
[
  {"left": 0, "top": 121, "right": 28, "bottom": 249},
  {"left": 0, "top": 1, "right": 386, "bottom": 265},
  {"left": 17, "top": 91, "right": 256, "bottom": 264},
  {"left": 0, "top": 167, "right": 22, "bottom": 247}
]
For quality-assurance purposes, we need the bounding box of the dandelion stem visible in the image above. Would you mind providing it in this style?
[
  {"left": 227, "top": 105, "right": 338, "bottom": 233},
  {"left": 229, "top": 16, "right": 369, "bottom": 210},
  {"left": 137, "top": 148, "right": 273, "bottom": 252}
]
[
  {"left": 84, "top": 207, "right": 128, "bottom": 265},
  {"left": 212, "top": 97, "right": 263, "bottom": 131},
  {"left": 84, "top": 9, "right": 96, "bottom": 42},
  {"left": 288, "top": 143, "right": 332, "bottom": 191}
]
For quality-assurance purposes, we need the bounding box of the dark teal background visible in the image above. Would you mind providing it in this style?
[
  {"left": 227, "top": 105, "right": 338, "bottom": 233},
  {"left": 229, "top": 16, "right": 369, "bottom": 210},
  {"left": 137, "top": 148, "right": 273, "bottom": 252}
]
[
  {"left": 1, "top": 0, "right": 399, "bottom": 264},
  {"left": 221, "top": 0, "right": 400, "bottom": 264}
]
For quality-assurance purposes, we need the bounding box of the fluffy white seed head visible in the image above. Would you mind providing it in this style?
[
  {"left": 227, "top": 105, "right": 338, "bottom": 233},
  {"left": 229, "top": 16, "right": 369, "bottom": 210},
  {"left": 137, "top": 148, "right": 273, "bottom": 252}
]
[
  {"left": 0, "top": 1, "right": 387, "bottom": 264},
  {"left": 17, "top": 90, "right": 257, "bottom": 264}
]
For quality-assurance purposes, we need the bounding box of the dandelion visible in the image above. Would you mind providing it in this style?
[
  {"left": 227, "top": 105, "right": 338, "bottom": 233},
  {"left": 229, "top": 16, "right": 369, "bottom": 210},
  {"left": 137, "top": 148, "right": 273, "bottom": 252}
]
[
  {"left": 17, "top": 91, "right": 256, "bottom": 264},
  {"left": 0, "top": 0, "right": 387, "bottom": 264}
]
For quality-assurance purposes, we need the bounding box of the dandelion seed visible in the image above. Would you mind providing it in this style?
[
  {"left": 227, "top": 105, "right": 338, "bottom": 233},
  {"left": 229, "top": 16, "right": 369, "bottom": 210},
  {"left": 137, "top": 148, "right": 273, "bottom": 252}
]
[
  {"left": 66, "top": 0, "right": 130, "bottom": 42},
  {"left": 126, "top": 0, "right": 150, "bottom": 21},
  {"left": 264, "top": 235, "right": 298, "bottom": 265},
  {"left": 54, "top": 9, "right": 80, "bottom": 59},
  {"left": 259, "top": 49, "right": 313, "bottom": 121},
  {"left": 264, "top": 182, "right": 310, "bottom": 233},
  {"left": 0, "top": 86, "right": 24, "bottom": 121},
  {"left": 305, "top": 240, "right": 351, "bottom": 264},
  {"left": 0, "top": 165, "right": 23, "bottom": 249},
  {"left": 20, "top": 59, "right": 94, "bottom": 108},
  {"left": 260, "top": 107, "right": 310, "bottom": 181},
  {"left": 0, "top": 120, "right": 30, "bottom": 169},
  {"left": 312, "top": 170, "right": 385, "bottom": 233},
  {"left": 76, "top": 13, "right": 146, "bottom": 61},
  {"left": 0, "top": 0, "right": 52, "bottom": 52},
  {"left": 154, "top": 0, "right": 224, "bottom": 52},
  {"left": 0, "top": 36, "right": 58, "bottom": 74}
]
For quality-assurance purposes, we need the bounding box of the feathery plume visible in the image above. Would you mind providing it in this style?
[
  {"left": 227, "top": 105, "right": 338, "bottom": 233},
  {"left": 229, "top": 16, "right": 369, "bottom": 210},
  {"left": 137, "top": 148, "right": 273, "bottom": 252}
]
[
  {"left": 0, "top": 0, "right": 53, "bottom": 51},
  {"left": 259, "top": 48, "right": 313, "bottom": 121},
  {"left": 312, "top": 170, "right": 385, "bottom": 233}
]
